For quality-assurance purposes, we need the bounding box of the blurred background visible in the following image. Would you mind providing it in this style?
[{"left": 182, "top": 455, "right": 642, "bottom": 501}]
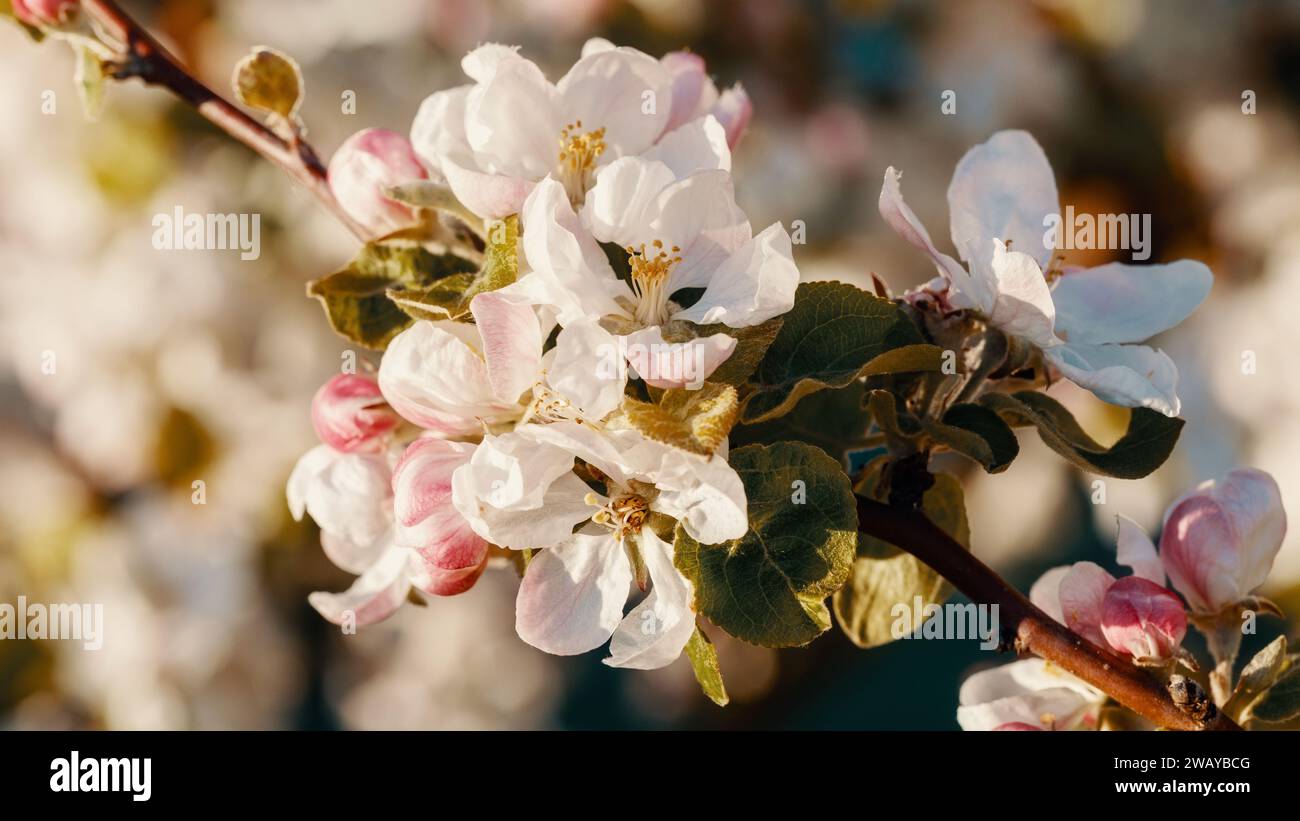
[{"left": 2, "top": 0, "right": 1299, "bottom": 730}]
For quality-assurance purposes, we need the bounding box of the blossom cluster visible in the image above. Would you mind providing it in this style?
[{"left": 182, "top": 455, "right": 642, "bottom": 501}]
[{"left": 290, "top": 39, "right": 786, "bottom": 670}]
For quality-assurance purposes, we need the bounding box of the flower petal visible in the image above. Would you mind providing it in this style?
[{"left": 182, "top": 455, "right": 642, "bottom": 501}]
[
  {"left": 623, "top": 325, "right": 736, "bottom": 390},
  {"left": 642, "top": 115, "right": 731, "bottom": 179},
  {"left": 651, "top": 446, "right": 748, "bottom": 544},
  {"left": 605, "top": 528, "right": 697, "bottom": 669},
  {"left": 1099, "top": 576, "right": 1187, "bottom": 661},
  {"left": 878, "top": 166, "right": 991, "bottom": 312},
  {"left": 557, "top": 45, "right": 673, "bottom": 159},
  {"left": 287, "top": 445, "right": 392, "bottom": 554},
  {"left": 1028, "top": 565, "right": 1071, "bottom": 624},
  {"left": 947, "top": 129, "right": 1059, "bottom": 272},
  {"left": 1115, "top": 515, "right": 1164, "bottom": 585},
  {"left": 308, "top": 543, "right": 411, "bottom": 628},
  {"left": 469, "top": 291, "right": 543, "bottom": 405},
  {"left": 985, "top": 239, "right": 1058, "bottom": 349},
  {"left": 549, "top": 320, "right": 627, "bottom": 419},
  {"left": 1043, "top": 342, "right": 1181, "bottom": 416},
  {"left": 461, "top": 44, "right": 559, "bottom": 180},
  {"left": 521, "top": 177, "right": 628, "bottom": 325},
  {"left": 515, "top": 531, "right": 632, "bottom": 655},
  {"left": 1057, "top": 561, "right": 1115, "bottom": 649},
  {"left": 669, "top": 221, "right": 799, "bottom": 327},
  {"left": 1051, "top": 260, "right": 1213, "bottom": 346}
]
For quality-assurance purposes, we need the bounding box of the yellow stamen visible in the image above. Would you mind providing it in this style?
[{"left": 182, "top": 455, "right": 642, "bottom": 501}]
[
  {"left": 627, "top": 241, "right": 682, "bottom": 326},
  {"left": 557, "top": 121, "right": 607, "bottom": 204}
]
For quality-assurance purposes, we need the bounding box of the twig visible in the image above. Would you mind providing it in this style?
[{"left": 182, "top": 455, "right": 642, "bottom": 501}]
[
  {"left": 79, "top": 0, "right": 369, "bottom": 240},
  {"left": 855, "top": 495, "right": 1242, "bottom": 731}
]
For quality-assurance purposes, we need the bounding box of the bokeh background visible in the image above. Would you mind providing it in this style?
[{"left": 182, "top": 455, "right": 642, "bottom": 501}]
[{"left": 2, "top": 0, "right": 1299, "bottom": 729}]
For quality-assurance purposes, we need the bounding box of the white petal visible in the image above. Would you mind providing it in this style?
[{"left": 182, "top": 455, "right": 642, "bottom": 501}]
[
  {"left": 308, "top": 543, "right": 411, "bottom": 627},
  {"left": 645, "top": 169, "right": 751, "bottom": 288},
  {"left": 947, "top": 129, "right": 1060, "bottom": 272},
  {"left": 461, "top": 44, "right": 559, "bottom": 179},
  {"left": 453, "top": 464, "right": 592, "bottom": 550},
  {"left": 286, "top": 445, "right": 392, "bottom": 552},
  {"left": 623, "top": 325, "right": 735, "bottom": 390},
  {"left": 879, "top": 167, "right": 991, "bottom": 312},
  {"left": 642, "top": 115, "right": 731, "bottom": 178},
  {"left": 441, "top": 155, "right": 535, "bottom": 220},
  {"left": 519, "top": 421, "right": 655, "bottom": 487},
  {"left": 377, "top": 320, "right": 515, "bottom": 434},
  {"left": 583, "top": 156, "right": 679, "bottom": 245},
  {"left": 1051, "top": 260, "right": 1213, "bottom": 346},
  {"left": 1044, "top": 342, "right": 1181, "bottom": 416},
  {"left": 986, "top": 239, "right": 1058, "bottom": 349},
  {"left": 605, "top": 528, "right": 696, "bottom": 669},
  {"left": 669, "top": 221, "right": 798, "bottom": 327},
  {"left": 651, "top": 446, "right": 748, "bottom": 544},
  {"left": 660, "top": 50, "right": 708, "bottom": 133},
  {"left": 469, "top": 291, "right": 543, "bottom": 404},
  {"left": 549, "top": 320, "right": 627, "bottom": 419},
  {"left": 521, "top": 177, "right": 628, "bottom": 325},
  {"left": 459, "top": 429, "right": 575, "bottom": 511},
  {"left": 557, "top": 45, "right": 672, "bottom": 160},
  {"left": 515, "top": 531, "right": 632, "bottom": 655},
  {"left": 409, "top": 86, "right": 472, "bottom": 173},
  {"left": 1115, "top": 515, "right": 1164, "bottom": 585},
  {"left": 1028, "top": 565, "right": 1071, "bottom": 624},
  {"left": 957, "top": 686, "right": 1095, "bottom": 731}
]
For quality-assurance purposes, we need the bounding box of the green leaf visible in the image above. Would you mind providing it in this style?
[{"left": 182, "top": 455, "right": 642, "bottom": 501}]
[
  {"left": 308, "top": 271, "right": 414, "bottom": 350},
  {"left": 1249, "top": 665, "right": 1300, "bottom": 724},
  {"left": 308, "top": 241, "right": 477, "bottom": 348},
  {"left": 729, "top": 381, "right": 868, "bottom": 462},
  {"left": 684, "top": 626, "right": 729, "bottom": 706},
  {"left": 386, "top": 273, "right": 477, "bottom": 321},
  {"left": 833, "top": 464, "right": 970, "bottom": 648},
  {"left": 622, "top": 382, "right": 739, "bottom": 456},
  {"left": 663, "top": 318, "right": 782, "bottom": 387},
  {"left": 1229, "top": 636, "right": 1288, "bottom": 718},
  {"left": 978, "top": 391, "right": 1183, "bottom": 479},
  {"left": 923, "top": 403, "right": 1019, "bottom": 473},
  {"left": 741, "top": 281, "right": 942, "bottom": 424},
  {"left": 232, "top": 47, "right": 303, "bottom": 119},
  {"left": 673, "top": 441, "right": 858, "bottom": 647},
  {"left": 466, "top": 215, "right": 520, "bottom": 299},
  {"left": 865, "top": 389, "right": 920, "bottom": 438}
]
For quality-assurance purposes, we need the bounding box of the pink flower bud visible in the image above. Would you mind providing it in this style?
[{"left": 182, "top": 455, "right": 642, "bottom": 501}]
[
  {"left": 327, "top": 128, "right": 427, "bottom": 238},
  {"left": 12, "top": 0, "right": 78, "bottom": 27},
  {"left": 661, "top": 50, "right": 708, "bottom": 133},
  {"left": 391, "top": 438, "right": 488, "bottom": 596},
  {"left": 1099, "top": 576, "right": 1187, "bottom": 661},
  {"left": 311, "top": 373, "right": 400, "bottom": 454},
  {"left": 1159, "top": 468, "right": 1287, "bottom": 614}
]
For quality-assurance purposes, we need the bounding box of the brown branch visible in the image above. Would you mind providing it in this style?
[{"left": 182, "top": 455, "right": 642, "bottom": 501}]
[
  {"left": 79, "top": 0, "right": 368, "bottom": 240},
  {"left": 855, "top": 495, "right": 1241, "bottom": 731}
]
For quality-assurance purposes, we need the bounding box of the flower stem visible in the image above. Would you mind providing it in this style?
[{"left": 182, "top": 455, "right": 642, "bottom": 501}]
[
  {"left": 855, "top": 494, "right": 1242, "bottom": 731},
  {"left": 79, "top": 0, "right": 369, "bottom": 240}
]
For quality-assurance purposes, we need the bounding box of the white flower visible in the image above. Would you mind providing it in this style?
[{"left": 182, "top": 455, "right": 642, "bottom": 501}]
[
  {"left": 377, "top": 291, "right": 625, "bottom": 435},
  {"left": 957, "top": 658, "right": 1105, "bottom": 731},
  {"left": 286, "top": 441, "right": 488, "bottom": 627},
  {"left": 881, "top": 129, "right": 1213, "bottom": 416},
  {"left": 409, "top": 41, "right": 677, "bottom": 218},
  {"left": 510, "top": 115, "right": 798, "bottom": 388},
  {"left": 451, "top": 421, "right": 746, "bottom": 668}
]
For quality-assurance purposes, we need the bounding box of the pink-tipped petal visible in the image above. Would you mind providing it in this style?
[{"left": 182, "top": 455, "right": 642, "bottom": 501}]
[
  {"left": 711, "top": 83, "right": 752, "bottom": 149},
  {"left": 1100, "top": 576, "right": 1187, "bottom": 661},
  {"left": 1057, "top": 561, "right": 1115, "bottom": 649}
]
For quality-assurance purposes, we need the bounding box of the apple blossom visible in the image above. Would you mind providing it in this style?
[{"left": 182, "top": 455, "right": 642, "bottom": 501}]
[
  {"left": 880, "top": 129, "right": 1213, "bottom": 416},
  {"left": 1159, "top": 468, "right": 1287, "bottom": 615},
  {"left": 450, "top": 421, "right": 746, "bottom": 668},
  {"left": 1042, "top": 517, "right": 1189, "bottom": 665},
  {"left": 377, "top": 292, "right": 629, "bottom": 436},
  {"left": 409, "top": 41, "right": 677, "bottom": 218},
  {"left": 310, "top": 373, "right": 400, "bottom": 454},
  {"left": 12, "top": 0, "right": 78, "bottom": 27},
  {"left": 510, "top": 116, "right": 798, "bottom": 388},
  {"left": 655, "top": 45, "right": 752, "bottom": 146},
  {"left": 327, "top": 128, "right": 428, "bottom": 238},
  {"left": 957, "top": 658, "right": 1104, "bottom": 731}
]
